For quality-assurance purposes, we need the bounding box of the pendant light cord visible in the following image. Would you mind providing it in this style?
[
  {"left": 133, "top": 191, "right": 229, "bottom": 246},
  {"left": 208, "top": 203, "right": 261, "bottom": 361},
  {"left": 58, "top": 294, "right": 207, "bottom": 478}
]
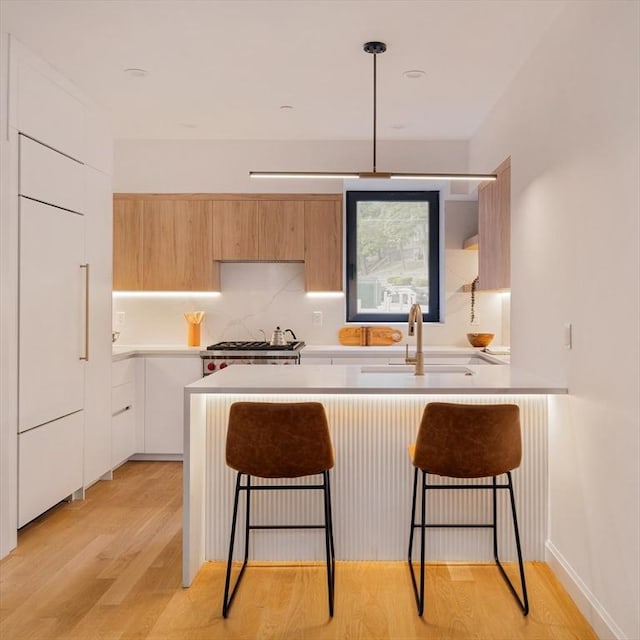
[
  {"left": 248, "top": 40, "right": 498, "bottom": 183},
  {"left": 372, "top": 50, "right": 377, "bottom": 173},
  {"left": 364, "top": 41, "right": 386, "bottom": 174}
]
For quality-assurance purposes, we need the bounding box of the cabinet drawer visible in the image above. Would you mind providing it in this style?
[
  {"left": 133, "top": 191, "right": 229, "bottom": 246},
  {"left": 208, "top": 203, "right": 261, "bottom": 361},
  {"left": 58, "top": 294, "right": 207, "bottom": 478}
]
[
  {"left": 112, "top": 359, "right": 135, "bottom": 387},
  {"left": 112, "top": 382, "right": 134, "bottom": 415},
  {"left": 18, "top": 411, "right": 83, "bottom": 528},
  {"left": 112, "top": 405, "right": 136, "bottom": 467},
  {"left": 20, "top": 136, "right": 85, "bottom": 213}
]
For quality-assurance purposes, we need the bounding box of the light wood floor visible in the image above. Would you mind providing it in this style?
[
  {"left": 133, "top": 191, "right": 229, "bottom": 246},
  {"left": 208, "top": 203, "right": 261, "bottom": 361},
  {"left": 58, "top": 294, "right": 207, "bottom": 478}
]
[{"left": 0, "top": 461, "right": 598, "bottom": 640}]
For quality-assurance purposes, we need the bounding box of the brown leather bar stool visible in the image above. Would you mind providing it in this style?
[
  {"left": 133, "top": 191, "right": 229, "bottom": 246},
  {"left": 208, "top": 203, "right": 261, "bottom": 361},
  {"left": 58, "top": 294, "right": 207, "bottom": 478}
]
[
  {"left": 222, "top": 401, "right": 335, "bottom": 618},
  {"left": 407, "top": 402, "right": 529, "bottom": 616}
]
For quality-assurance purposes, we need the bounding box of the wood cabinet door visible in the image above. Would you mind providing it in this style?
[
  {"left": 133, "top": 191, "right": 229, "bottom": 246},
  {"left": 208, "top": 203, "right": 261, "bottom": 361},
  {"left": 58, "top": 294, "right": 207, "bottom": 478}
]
[
  {"left": 113, "top": 198, "right": 143, "bottom": 290},
  {"left": 258, "top": 200, "right": 304, "bottom": 260},
  {"left": 304, "top": 200, "right": 343, "bottom": 291},
  {"left": 143, "top": 199, "right": 218, "bottom": 290},
  {"left": 478, "top": 158, "right": 510, "bottom": 290},
  {"left": 212, "top": 200, "right": 259, "bottom": 260}
]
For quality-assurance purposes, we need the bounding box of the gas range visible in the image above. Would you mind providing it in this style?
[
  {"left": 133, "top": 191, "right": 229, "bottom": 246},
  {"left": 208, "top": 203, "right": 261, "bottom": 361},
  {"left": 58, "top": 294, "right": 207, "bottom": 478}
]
[{"left": 200, "top": 341, "right": 305, "bottom": 375}]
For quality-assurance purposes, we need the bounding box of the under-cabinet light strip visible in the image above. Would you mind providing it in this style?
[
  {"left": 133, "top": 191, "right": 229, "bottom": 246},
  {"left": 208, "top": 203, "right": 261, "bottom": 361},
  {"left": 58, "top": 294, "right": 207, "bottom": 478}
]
[
  {"left": 306, "top": 292, "right": 344, "bottom": 298},
  {"left": 113, "top": 291, "right": 221, "bottom": 298}
]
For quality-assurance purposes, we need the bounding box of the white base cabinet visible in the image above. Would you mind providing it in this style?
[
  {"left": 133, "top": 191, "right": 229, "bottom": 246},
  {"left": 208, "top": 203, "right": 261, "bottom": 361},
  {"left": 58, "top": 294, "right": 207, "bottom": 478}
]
[
  {"left": 144, "top": 357, "right": 201, "bottom": 455},
  {"left": 111, "top": 359, "right": 137, "bottom": 468},
  {"left": 18, "top": 412, "right": 84, "bottom": 527}
]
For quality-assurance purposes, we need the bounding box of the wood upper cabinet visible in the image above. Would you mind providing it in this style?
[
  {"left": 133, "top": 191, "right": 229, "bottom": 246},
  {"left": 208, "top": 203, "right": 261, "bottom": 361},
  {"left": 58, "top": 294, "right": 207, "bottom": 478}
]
[
  {"left": 478, "top": 157, "right": 510, "bottom": 290},
  {"left": 304, "top": 200, "right": 343, "bottom": 291},
  {"left": 113, "top": 198, "right": 143, "bottom": 290},
  {"left": 143, "top": 199, "right": 218, "bottom": 290},
  {"left": 211, "top": 200, "right": 258, "bottom": 260},
  {"left": 212, "top": 199, "right": 304, "bottom": 261},
  {"left": 113, "top": 196, "right": 220, "bottom": 291},
  {"left": 114, "top": 194, "right": 342, "bottom": 292},
  {"left": 258, "top": 200, "right": 304, "bottom": 260}
]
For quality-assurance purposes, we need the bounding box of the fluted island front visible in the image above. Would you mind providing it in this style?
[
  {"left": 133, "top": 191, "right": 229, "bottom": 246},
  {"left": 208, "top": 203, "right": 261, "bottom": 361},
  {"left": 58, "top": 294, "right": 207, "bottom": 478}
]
[{"left": 182, "top": 363, "right": 566, "bottom": 586}]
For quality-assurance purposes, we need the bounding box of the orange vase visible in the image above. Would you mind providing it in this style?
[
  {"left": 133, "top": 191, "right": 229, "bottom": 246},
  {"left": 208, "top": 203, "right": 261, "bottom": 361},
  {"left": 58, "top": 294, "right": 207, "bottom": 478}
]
[{"left": 187, "top": 322, "right": 201, "bottom": 347}]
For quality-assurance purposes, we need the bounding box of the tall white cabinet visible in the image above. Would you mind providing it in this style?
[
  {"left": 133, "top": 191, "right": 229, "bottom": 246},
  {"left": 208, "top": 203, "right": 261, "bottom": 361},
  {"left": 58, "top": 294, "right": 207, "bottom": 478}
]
[
  {"left": 0, "top": 34, "right": 113, "bottom": 547},
  {"left": 18, "top": 141, "right": 86, "bottom": 432}
]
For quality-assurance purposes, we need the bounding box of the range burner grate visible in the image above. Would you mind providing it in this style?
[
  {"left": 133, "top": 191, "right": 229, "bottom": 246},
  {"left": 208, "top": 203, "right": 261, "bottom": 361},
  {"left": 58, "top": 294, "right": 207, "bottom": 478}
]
[{"left": 206, "top": 341, "right": 304, "bottom": 351}]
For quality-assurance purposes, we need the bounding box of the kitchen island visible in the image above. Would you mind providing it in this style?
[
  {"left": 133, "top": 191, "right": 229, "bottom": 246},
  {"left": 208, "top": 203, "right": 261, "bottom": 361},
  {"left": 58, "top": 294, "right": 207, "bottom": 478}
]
[{"left": 182, "top": 363, "right": 566, "bottom": 586}]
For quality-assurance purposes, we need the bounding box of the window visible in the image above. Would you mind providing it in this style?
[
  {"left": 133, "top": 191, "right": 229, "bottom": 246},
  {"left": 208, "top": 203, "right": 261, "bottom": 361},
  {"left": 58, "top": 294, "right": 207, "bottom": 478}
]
[{"left": 345, "top": 190, "right": 441, "bottom": 323}]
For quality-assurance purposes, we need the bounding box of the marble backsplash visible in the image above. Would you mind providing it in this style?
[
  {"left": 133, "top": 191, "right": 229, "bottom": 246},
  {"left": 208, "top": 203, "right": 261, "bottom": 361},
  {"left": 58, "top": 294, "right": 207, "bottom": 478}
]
[{"left": 112, "top": 250, "right": 507, "bottom": 348}]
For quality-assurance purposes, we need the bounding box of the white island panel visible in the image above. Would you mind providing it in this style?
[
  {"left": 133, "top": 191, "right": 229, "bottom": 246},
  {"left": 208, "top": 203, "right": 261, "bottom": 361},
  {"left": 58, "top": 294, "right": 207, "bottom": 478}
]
[{"left": 183, "top": 364, "right": 564, "bottom": 586}]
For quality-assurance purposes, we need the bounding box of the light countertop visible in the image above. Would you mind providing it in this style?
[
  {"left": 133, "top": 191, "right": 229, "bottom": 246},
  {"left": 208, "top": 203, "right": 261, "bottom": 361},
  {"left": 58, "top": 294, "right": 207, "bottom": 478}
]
[
  {"left": 113, "top": 343, "right": 509, "bottom": 363},
  {"left": 301, "top": 344, "right": 510, "bottom": 364},
  {"left": 112, "top": 344, "right": 203, "bottom": 361},
  {"left": 185, "top": 362, "right": 566, "bottom": 395},
  {"left": 302, "top": 345, "right": 482, "bottom": 354}
]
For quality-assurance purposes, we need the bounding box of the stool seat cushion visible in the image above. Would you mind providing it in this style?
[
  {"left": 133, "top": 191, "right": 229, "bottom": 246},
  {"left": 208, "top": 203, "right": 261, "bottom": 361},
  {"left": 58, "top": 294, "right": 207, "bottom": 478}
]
[
  {"left": 412, "top": 402, "right": 521, "bottom": 478},
  {"left": 226, "top": 402, "right": 334, "bottom": 478}
]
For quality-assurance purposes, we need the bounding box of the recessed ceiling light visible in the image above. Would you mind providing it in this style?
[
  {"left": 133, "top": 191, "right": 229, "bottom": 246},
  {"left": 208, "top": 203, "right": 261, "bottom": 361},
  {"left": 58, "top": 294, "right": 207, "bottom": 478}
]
[
  {"left": 403, "top": 69, "right": 426, "bottom": 80},
  {"left": 391, "top": 123, "right": 407, "bottom": 130},
  {"left": 279, "top": 105, "right": 294, "bottom": 111},
  {"left": 124, "top": 68, "right": 148, "bottom": 78}
]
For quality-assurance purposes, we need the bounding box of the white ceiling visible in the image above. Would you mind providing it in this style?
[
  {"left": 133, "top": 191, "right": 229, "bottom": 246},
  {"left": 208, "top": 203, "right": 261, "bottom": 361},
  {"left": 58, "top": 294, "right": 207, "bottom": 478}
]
[{"left": 1, "top": 0, "right": 565, "bottom": 141}]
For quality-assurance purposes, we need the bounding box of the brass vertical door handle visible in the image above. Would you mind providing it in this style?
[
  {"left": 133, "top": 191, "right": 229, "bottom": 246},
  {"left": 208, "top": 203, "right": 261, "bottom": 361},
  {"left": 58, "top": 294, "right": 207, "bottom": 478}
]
[{"left": 80, "top": 263, "right": 89, "bottom": 361}]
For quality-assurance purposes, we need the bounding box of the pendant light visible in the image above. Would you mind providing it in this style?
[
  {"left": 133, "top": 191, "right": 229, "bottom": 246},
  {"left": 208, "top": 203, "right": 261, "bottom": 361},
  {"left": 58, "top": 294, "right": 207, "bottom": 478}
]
[{"left": 249, "top": 41, "right": 497, "bottom": 182}]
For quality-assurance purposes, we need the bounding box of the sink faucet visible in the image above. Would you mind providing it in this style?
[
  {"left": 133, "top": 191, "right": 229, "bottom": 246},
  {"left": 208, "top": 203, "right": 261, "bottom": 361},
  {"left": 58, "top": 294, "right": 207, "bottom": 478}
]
[{"left": 405, "top": 303, "right": 425, "bottom": 376}]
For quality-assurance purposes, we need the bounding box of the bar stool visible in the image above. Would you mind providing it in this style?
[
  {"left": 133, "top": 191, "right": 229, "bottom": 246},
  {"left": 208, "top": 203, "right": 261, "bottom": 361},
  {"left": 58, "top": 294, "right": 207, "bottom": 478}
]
[
  {"left": 407, "top": 402, "right": 529, "bottom": 616},
  {"left": 222, "top": 401, "right": 335, "bottom": 618}
]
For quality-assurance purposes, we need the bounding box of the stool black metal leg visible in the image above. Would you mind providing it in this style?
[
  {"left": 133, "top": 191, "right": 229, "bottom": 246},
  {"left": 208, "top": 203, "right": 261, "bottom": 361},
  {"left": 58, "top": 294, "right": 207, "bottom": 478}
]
[
  {"left": 418, "top": 470, "right": 426, "bottom": 616},
  {"left": 408, "top": 467, "right": 418, "bottom": 561},
  {"left": 322, "top": 470, "right": 335, "bottom": 616},
  {"left": 492, "top": 476, "right": 499, "bottom": 559},
  {"left": 493, "top": 472, "right": 529, "bottom": 616},
  {"left": 407, "top": 467, "right": 426, "bottom": 615},
  {"left": 243, "top": 475, "right": 251, "bottom": 563},
  {"left": 507, "top": 471, "right": 529, "bottom": 615},
  {"left": 223, "top": 472, "right": 250, "bottom": 618}
]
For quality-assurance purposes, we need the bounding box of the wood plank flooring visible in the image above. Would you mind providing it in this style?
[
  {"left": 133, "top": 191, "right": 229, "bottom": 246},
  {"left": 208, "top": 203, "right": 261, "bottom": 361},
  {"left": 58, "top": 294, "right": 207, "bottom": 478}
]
[{"left": 0, "top": 461, "right": 598, "bottom": 640}]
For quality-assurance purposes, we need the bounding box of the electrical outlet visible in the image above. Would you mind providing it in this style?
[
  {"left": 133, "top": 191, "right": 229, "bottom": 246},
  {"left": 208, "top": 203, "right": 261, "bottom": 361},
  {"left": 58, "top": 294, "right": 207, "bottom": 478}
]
[
  {"left": 116, "top": 311, "right": 126, "bottom": 326},
  {"left": 312, "top": 311, "right": 323, "bottom": 326}
]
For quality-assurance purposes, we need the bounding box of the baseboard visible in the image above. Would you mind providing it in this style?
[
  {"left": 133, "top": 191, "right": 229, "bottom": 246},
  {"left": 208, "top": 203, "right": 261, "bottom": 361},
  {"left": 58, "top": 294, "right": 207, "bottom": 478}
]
[
  {"left": 545, "top": 540, "right": 626, "bottom": 640},
  {"left": 129, "top": 453, "right": 183, "bottom": 462}
]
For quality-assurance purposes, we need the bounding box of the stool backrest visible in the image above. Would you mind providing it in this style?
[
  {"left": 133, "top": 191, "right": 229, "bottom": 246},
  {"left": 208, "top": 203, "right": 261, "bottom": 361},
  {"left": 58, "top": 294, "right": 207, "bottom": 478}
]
[
  {"left": 413, "top": 403, "right": 521, "bottom": 478},
  {"left": 226, "top": 402, "right": 334, "bottom": 478}
]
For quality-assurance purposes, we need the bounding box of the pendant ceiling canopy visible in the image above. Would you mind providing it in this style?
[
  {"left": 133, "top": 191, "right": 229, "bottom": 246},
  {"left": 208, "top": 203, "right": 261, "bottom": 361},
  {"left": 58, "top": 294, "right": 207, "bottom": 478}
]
[{"left": 249, "top": 41, "right": 497, "bottom": 182}]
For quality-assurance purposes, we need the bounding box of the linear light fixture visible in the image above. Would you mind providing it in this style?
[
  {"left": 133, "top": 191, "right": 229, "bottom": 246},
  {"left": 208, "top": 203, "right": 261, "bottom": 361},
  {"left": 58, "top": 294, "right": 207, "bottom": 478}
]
[{"left": 249, "top": 42, "right": 497, "bottom": 183}]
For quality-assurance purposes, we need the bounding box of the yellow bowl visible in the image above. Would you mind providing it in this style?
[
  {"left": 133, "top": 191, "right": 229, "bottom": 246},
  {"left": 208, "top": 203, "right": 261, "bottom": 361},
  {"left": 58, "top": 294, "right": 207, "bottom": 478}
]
[{"left": 467, "top": 333, "right": 494, "bottom": 348}]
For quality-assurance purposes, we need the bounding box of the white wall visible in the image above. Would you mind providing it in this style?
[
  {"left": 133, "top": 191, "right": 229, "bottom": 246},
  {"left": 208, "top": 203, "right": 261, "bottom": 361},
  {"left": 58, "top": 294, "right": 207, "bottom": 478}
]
[
  {"left": 113, "top": 138, "right": 505, "bottom": 347},
  {"left": 114, "top": 138, "right": 469, "bottom": 193},
  {"left": 470, "top": 2, "right": 639, "bottom": 638}
]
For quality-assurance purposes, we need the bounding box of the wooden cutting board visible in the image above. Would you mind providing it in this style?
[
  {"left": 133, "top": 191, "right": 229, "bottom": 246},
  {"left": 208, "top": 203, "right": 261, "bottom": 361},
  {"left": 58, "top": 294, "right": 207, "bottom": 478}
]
[{"left": 338, "top": 326, "right": 404, "bottom": 346}]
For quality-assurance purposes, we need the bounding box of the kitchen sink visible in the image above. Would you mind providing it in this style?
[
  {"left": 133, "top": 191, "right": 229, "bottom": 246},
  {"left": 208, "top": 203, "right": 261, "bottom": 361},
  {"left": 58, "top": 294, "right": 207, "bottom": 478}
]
[{"left": 360, "top": 364, "right": 474, "bottom": 375}]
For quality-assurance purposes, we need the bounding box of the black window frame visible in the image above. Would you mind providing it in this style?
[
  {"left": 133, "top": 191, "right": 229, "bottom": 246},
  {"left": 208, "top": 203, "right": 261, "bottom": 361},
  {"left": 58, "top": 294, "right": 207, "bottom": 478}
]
[{"left": 345, "top": 190, "right": 441, "bottom": 323}]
